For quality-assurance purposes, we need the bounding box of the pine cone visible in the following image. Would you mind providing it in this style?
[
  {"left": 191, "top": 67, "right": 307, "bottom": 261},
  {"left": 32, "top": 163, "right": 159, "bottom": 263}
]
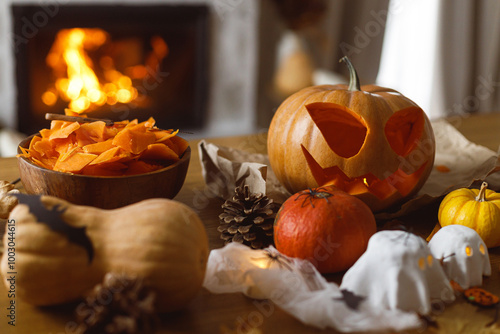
[
  {"left": 76, "top": 273, "right": 158, "bottom": 334},
  {"left": 218, "top": 185, "right": 279, "bottom": 249}
]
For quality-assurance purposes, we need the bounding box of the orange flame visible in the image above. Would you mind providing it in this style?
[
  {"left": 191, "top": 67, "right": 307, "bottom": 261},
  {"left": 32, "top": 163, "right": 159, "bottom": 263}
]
[{"left": 43, "top": 28, "right": 167, "bottom": 115}]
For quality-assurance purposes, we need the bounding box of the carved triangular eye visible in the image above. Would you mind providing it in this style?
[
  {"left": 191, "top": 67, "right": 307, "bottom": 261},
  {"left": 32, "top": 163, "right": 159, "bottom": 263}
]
[
  {"left": 305, "top": 102, "right": 367, "bottom": 158},
  {"left": 384, "top": 107, "right": 425, "bottom": 156}
]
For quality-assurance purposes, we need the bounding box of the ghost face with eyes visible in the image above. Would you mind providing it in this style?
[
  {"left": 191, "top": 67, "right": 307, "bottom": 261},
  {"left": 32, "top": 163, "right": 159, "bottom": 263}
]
[
  {"left": 428, "top": 225, "right": 491, "bottom": 289},
  {"left": 341, "top": 230, "right": 454, "bottom": 314}
]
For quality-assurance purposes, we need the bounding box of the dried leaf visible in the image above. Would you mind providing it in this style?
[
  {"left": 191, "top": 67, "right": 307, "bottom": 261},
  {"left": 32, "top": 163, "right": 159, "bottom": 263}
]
[
  {"left": 0, "top": 181, "right": 19, "bottom": 219},
  {"left": 430, "top": 302, "right": 497, "bottom": 334},
  {"left": 435, "top": 165, "right": 451, "bottom": 173}
]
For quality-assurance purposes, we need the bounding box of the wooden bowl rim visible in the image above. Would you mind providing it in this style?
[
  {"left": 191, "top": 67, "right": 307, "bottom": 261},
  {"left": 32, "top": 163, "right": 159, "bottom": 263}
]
[{"left": 17, "top": 134, "right": 191, "bottom": 179}]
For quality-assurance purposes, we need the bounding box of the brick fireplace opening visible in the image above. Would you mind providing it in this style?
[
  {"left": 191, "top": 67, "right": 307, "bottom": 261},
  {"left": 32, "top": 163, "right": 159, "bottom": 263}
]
[
  {"left": 12, "top": 4, "right": 209, "bottom": 135},
  {"left": 0, "top": 0, "right": 259, "bottom": 141}
]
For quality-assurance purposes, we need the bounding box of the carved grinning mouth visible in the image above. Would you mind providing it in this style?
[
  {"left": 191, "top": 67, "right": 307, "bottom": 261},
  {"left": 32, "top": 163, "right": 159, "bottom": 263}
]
[
  {"left": 300, "top": 102, "right": 429, "bottom": 200},
  {"left": 301, "top": 145, "right": 428, "bottom": 200}
]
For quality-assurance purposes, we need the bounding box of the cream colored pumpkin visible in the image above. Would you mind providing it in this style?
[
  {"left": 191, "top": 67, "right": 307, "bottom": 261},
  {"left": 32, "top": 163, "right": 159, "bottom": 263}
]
[{"left": 1, "top": 196, "right": 209, "bottom": 312}]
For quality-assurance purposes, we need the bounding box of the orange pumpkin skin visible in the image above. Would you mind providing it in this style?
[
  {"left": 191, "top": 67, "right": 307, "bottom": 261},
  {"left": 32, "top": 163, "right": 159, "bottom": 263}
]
[
  {"left": 267, "top": 59, "right": 435, "bottom": 212},
  {"left": 274, "top": 186, "right": 377, "bottom": 273}
]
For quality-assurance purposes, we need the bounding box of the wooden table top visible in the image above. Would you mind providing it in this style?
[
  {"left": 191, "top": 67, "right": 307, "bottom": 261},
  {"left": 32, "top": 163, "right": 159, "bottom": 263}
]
[{"left": 1, "top": 113, "right": 500, "bottom": 334}]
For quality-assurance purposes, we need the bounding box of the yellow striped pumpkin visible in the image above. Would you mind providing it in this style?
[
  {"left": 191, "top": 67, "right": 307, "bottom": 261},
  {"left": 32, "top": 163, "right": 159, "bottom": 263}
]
[{"left": 438, "top": 182, "right": 500, "bottom": 248}]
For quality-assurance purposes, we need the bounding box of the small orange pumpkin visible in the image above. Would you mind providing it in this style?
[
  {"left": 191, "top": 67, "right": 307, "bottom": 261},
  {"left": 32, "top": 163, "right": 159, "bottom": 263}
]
[
  {"left": 267, "top": 57, "right": 435, "bottom": 212},
  {"left": 274, "top": 185, "right": 377, "bottom": 273}
]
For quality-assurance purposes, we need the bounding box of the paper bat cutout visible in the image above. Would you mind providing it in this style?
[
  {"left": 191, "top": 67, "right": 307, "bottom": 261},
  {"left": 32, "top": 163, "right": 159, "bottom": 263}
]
[
  {"left": 13, "top": 193, "right": 94, "bottom": 263},
  {"left": 334, "top": 289, "right": 366, "bottom": 310}
]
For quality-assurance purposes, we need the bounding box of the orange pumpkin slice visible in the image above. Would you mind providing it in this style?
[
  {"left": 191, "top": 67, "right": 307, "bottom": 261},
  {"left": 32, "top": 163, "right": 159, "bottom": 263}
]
[
  {"left": 33, "top": 139, "right": 56, "bottom": 157},
  {"left": 39, "top": 128, "right": 52, "bottom": 139},
  {"left": 79, "top": 121, "right": 107, "bottom": 141},
  {"left": 54, "top": 152, "right": 97, "bottom": 173},
  {"left": 81, "top": 162, "right": 128, "bottom": 176},
  {"left": 125, "top": 160, "right": 161, "bottom": 175},
  {"left": 139, "top": 117, "right": 156, "bottom": 128},
  {"left": 89, "top": 147, "right": 122, "bottom": 166},
  {"left": 154, "top": 129, "right": 179, "bottom": 142},
  {"left": 18, "top": 146, "right": 29, "bottom": 157},
  {"left": 83, "top": 139, "right": 115, "bottom": 155},
  {"left": 58, "top": 147, "right": 79, "bottom": 162},
  {"left": 168, "top": 135, "right": 189, "bottom": 156},
  {"left": 20, "top": 116, "right": 187, "bottom": 176},
  {"left": 29, "top": 135, "right": 42, "bottom": 150},
  {"left": 50, "top": 120, "right": 66, "bottom": 131},
  {"left": 49, "top": 122, "right": 81, "bottom": 140},
  {"left": 53, "top": 138, "right": 77, "bottom": 155},
  {"left": 32, "top": 157, "right": 54, "bottom": 170},
  {"left": 141, "top": 143, "right": 179, "bottom": 161},
  {"left": 112, "top": 125, "right": 156, "bottom": 155}
]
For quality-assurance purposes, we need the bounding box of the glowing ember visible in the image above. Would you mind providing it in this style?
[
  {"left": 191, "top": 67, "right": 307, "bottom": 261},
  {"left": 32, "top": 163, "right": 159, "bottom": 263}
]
[{"left": 43, "top": 28, "right": 167, "bottom": 114}]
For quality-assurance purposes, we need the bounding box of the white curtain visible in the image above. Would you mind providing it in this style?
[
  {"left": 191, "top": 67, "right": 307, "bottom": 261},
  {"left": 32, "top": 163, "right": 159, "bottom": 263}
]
[{"left": 376, "top": 0, "right": 500, "bottom": 120}]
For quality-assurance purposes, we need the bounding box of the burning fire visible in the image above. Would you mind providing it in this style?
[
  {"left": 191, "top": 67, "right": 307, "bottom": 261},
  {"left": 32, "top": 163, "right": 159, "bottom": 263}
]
[{"left": 42, "top": 28, "right": 168, "bottom": 114}]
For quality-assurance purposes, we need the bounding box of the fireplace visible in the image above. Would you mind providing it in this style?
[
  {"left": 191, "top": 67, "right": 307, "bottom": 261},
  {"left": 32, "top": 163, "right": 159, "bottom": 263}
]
[
  {"left": 12, "top": 4, "right": 209, "bottom": 135},
  {"left": 0, "top": 0, "right": 259, "bottom": 138}
]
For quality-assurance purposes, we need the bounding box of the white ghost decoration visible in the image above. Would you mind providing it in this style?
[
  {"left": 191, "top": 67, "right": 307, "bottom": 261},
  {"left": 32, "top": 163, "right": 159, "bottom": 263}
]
[
  {"left": 340, "top": 230, "right": 454, "bottom": 314},
  {"left": 428, "top": 225, "right": 491, "bottom": 289},
  {"left": 203, "top": 242, "right": 423, "bottom": 332}
]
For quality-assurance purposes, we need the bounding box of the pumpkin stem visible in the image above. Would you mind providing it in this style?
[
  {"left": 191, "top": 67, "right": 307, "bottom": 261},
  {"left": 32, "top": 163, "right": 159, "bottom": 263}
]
[
  {"left": 476, "top": 182, "right": 488, "bottom": 202},
  {"left": 340, "top": 56, "right": 361, "bottom": 91}
]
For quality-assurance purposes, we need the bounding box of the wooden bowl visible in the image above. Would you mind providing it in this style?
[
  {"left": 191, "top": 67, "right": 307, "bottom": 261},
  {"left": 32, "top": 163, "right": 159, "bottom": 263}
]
[{"left": 17, "top": 135, "right": 191, "bottom": 209}]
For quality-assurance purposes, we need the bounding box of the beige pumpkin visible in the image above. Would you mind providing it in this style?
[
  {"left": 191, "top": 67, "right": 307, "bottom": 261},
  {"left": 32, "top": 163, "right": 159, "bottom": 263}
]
[{"left": 1, "top": 196, "right": 209, "bottom": 312}]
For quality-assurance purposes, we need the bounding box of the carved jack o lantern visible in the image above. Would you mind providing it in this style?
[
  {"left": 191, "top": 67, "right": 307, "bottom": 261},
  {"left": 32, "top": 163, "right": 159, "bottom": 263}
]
[{"left": 267, "top": 57, "right": 435, "bottom": 212}]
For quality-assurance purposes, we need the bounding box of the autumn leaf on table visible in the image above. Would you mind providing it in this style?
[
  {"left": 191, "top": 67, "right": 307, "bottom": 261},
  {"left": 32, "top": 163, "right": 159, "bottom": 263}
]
[
  {"left": 0, "top": 180, "right": 19, "bottom": 219},
  {"left": 12, "top": 193, "right": 94, "bottom": 262},
  {"left": 429, "top": 302, "right": 499, "bottom": 334}
]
